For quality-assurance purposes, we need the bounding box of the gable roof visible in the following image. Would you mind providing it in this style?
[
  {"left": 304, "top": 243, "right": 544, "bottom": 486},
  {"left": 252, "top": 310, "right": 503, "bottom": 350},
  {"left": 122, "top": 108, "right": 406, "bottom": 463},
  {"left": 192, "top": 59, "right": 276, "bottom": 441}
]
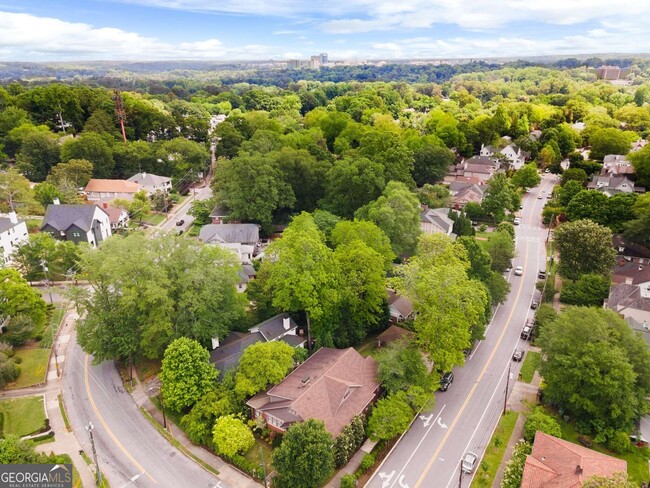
[
  {"left": 0, "top": 216, "right": 24, "bottom": 234},
  {"left": 253, "top": 314, "right": 299, "bottom": 341},
  {"left": 387, "top": 289, "right": 414, "bottom": 318},
  {"left": 377, "top": 325, "right": 415, "bottom": 345},
  {"left": 521, "top": 432, "right": 626, "bottom": 488},
  {"left": 127, "top": 172, "right": 171, "bottom": 187},
  {"left": 199, "top": 224, "right": 260, "bottom": 245},
  {"left": 255, "top": 347, "right": 379, "bottom": 436},
  {"left": 420, "top": 207, "right": 454, "bottom": 234},
  {"left": 465, "top": 155, "right": 498, "bottom": 167},
  {"left": 96, "top": 204, "right": 127, "bottom": 225},
  {"left": 210, "top": 331, "right": 264, "bottom": 372},
  {"left": 41, "top": 204, "right": 106, "bottom": 233},
  {"left": 85, "top": 179, "right": 143, "bottom": 194}
]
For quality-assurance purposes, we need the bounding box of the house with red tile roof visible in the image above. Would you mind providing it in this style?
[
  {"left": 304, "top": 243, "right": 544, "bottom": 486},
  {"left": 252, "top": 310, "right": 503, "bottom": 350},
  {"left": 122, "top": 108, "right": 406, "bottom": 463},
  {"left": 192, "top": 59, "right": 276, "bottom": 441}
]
[
  {"left": 521, "top": 433, "right": 627, "bottom": 488},
  {"left": 247, "top": 347, "right": 380, "bottom": 436}
]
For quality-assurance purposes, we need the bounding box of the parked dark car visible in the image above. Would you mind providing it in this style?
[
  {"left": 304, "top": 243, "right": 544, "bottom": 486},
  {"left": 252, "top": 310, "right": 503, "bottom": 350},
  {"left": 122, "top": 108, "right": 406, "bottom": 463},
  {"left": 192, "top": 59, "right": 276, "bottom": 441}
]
[
  {"left": 512, "top": 348, "right": 524, "bottom": 362},
  {"left": 439, "top": 372, "right": 454, "bottom": 391},
  {"left": 531, "top": 301, "right": 539, "bottom": 309},
  {"left": 538, "top": 270, "right": 546, "bottom": 279},
  {"left": 176, "top": 219, "right": 185, "bottom": 226}
]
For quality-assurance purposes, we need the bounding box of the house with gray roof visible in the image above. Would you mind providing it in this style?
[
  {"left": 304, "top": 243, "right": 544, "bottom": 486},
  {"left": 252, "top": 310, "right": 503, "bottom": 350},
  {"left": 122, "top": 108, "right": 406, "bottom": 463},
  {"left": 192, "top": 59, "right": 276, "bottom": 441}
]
[
  {"left": 420, "top": 206, "right": 454, "bottom": 236},
  {"left": 210, "top": 314, "right": 304, "bottom": 373},
  {"left": 199, "top": 223, "right": 260, "bottom": 264},
  {"left": 41, "top": 203, "right": 111, "bottom": 248},
  {"left": 601, "top": 155, "right": 635, "bottom": 177},
  {"left": 127, "top": 172, "right": 172, "bottom": 195},
  {"left": 0, "top": 212, "right": 28, "bottom": 265},
  {"left": 587, "top": 175, "right": 644, "bottom": 195}
]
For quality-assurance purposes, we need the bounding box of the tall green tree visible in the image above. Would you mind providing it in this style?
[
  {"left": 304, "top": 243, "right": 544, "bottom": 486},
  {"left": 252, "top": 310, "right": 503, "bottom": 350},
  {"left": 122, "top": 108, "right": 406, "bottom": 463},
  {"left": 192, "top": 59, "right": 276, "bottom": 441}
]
[
  {"left": 0, "top": 269, "right": 47, "bottom": 332},
  {"left": 589, "top": 128, "right": 633, "bottom": 161},
  {"left": 355, "top": 181, "right": 422, "bottom": 257},
  {"left": 262, "top": 213, "right": 340, "bottom": 346},
  {"left": 272, "top": 419, "right": 335, "bottom": 488},
  {"left": 160, "top": 337, "right": 218, "bottom": 412},
  {"left": 538, "top": 307, "right": 650, "bottom": 439},
  {"left": 330, "top": 220, "right": 395, "bottom": 271},
  {"left": 323, "top": 156, "right": 385, "bottom": 218},
  {"left": 0, "top": 169, "right": 40, "bottom": 215},
  {"left": 367, "top": 391, "right": 415, "bottom": 441},
  {"left": 511, "top": 163, "right": 541, "bottom": 189},
  {"left": 481, "top": 173, "right": 520, "bottom": 222},
  {"left": 484, "top": 230, "right": 515, "bottom": 273},
  {"left": 15, "top": 131, "right": 60, "bottom": 182},
  {"left": 60, "top": 132, "right": 114, "bottom": 178},
  {"left": 554, "top": 220, "right": 616, "bottom": 280},
  {"left": 628, "top": 144, "right": 650, "bottom": 188},
  {"left": 234, "top": 341, "right": 295, "bottom": 399},
  {"left": 376, "top": 338, "right": 432, "bottom": 394},
  {"left": 565, "top": 190, "right": 609, "bottom": 225},
  {"left": 624, "top": 193, "right": 650, "bottom": 245}
]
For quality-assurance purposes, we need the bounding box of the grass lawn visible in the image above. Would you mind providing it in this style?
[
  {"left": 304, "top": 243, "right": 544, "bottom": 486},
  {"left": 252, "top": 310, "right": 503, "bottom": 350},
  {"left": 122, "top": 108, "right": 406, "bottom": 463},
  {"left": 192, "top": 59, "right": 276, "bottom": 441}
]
[
  {"left": 471, "top": 411, "right": 519, "bottom": 488},
  {"left": 244, "top": 437, "right": 274, "bottom": 475},
  {"left": 519, "top": 351, "right": 541, "bottom": 384},
  {"left": 542, "top": 406, "right": 650, "bottom": 484},
  {"left": 143, "top": 213, "right": 166, "bottom": 226},
  {"left": 0, "top": 396, "right": 46, "bottom": 436},
  {"left": 39, "top": 304, "right": 67, "bottom": 348},
  {"left": 9, "top": 348, "right": 50, "bottom": 388},
  {"left": 475, "top": 231, "right": 493, "bottom": 241}
]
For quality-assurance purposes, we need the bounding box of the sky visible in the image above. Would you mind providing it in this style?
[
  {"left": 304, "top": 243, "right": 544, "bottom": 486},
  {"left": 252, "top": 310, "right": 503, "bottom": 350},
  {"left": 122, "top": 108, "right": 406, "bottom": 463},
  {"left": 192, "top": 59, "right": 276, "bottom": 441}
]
[{"left": 1, "top": 0, "right": 649, "bottom": 62}]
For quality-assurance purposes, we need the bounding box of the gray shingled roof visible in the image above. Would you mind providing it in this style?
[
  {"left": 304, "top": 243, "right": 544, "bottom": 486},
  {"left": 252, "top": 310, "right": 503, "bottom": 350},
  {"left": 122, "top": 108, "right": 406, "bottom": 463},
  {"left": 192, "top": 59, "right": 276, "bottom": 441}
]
[
  {"left": 209, "top": 331, "right": 264, "bottom": 372},
  {"left": 127, "top": 172, "right": 171, "bottom": 187},
  {"left": 41, "top": 204, "right": 104, "bottom": 232},
  {"left": 0, "top": 217, "right": 24, "bottom": 234},
  {"left": 199, "top": 224, "right": 260, "bottom": 244},
  {"left": 255, "top": 314, "right": 298, "bottom": 341}
]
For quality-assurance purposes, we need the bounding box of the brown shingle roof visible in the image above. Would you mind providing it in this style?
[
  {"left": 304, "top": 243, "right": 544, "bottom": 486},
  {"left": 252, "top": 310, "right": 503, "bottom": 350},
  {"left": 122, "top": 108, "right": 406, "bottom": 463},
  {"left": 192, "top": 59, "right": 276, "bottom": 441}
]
[
  {"left": 85, "top": 179, "right": 142, "bottom": 193},
  {"left": 252, "top": 348, "right": 379, "bottom": 436},
  {"left": 521, "top": 433, "right": 626, "bottom": 488},
  {"left": 377, "top": 325, "right": 414, "bottom": 345}
]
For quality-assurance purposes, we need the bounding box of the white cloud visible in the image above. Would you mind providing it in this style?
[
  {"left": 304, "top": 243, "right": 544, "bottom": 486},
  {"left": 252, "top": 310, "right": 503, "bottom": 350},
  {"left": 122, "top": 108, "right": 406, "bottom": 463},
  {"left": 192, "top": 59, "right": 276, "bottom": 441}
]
[{"left": 0, "top": 11, "right": 277, "bottom": 60}]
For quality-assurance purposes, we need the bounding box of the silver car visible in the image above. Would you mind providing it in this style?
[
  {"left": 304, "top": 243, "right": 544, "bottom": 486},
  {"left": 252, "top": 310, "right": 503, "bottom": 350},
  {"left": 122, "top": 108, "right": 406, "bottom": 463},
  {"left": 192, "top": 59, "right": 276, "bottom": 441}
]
[{"left": 462, "top": 452, "right": 478, "bottom": 473}]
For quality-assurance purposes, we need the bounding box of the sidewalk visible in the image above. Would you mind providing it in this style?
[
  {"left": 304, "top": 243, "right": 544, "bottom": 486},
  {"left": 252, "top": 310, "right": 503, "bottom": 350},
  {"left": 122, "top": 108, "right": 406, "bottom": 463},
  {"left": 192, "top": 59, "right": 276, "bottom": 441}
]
[
  {"left": 326, "top": 438, "right": 377, "bottom": 487},
  {"left": 131, "top": 375, "right": 261, "bottom": 488},
  {"left": 4, "top": 307, "right": 97, "bottom": 488}
]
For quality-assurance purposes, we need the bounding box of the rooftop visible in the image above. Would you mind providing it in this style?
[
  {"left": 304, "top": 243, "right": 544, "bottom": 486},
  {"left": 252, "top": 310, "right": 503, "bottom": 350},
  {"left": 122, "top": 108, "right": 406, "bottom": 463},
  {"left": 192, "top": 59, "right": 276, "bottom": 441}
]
[{"left": 85, "top": 179, "right": 143, "bottom": 193}]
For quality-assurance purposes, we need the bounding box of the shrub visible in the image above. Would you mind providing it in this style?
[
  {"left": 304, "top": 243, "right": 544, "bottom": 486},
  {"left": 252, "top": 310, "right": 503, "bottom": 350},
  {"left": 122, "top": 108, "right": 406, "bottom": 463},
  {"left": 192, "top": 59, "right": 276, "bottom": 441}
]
[
  {"left": 333, "top": 415, "right": 366, "bottom": 468},
  {"left": 606, "top": 430, "right": 631, "bottom": 454},
  {"left": 524, "top": 408, "right": 562, "bottom": 442},
  {"left": 340, "top": 474, "right": 356, "bottom": 488},
  {"left": 501, "top": 440, "right": 532, "bottom": 488},
  {"left": 359, "top": 452, "right": 375, "bottom": 472}
]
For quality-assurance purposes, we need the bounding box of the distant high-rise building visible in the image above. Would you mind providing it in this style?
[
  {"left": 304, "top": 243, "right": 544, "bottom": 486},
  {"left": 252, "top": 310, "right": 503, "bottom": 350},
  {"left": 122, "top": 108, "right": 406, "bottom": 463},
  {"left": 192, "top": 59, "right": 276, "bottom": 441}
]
[
  {"left": 319, "top": 53, "right": 328, "bottom": 65},
  {"left": 286, "top": 59, "right": 300, "bottom": 69},
  {"left": 310, "top": 55, "right": 321, "bottom": 68}
]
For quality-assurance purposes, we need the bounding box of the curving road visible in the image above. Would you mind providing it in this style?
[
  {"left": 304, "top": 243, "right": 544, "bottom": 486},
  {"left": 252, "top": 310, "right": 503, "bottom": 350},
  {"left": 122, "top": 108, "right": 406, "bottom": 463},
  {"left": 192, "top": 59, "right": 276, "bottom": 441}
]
[
  {"left": 366, "top": 174, "right": 556, "bottom": 488},
  {"left": 63, "top": 331, "right": 227, "bottom": 488}
]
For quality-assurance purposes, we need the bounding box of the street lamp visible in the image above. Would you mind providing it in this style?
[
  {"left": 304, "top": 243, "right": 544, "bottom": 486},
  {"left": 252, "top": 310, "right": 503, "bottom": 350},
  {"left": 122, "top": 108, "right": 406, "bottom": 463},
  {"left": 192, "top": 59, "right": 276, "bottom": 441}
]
[{"left": 85, "top": 422, "right": 102, "bottom": 486}]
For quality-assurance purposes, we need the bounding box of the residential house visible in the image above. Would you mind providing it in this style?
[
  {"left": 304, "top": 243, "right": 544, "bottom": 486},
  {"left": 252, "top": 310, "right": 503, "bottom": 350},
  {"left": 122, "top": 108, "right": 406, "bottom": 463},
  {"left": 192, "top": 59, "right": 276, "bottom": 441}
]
[
  {"left": 127, "top": 172, "right": 172, "bottom": 195},
  {"left": 606, "top": 260, "right": 650, "bottom": 346},
  {"left": 445, "top": 157, "right": 498, "bottom": 184},
  {"left": 480, "top": 143, "right": 528, "bottom": 170},
  {"left": 587, "top": 175, "right": 644, "bottom": 195},
  {"left": 247, "top": 347, "right": 380, "bottom": 436},
  {"left": 198, "top": 224, "right": 260, "bottom": 264},
  {"left": 420, "top": 206, "right": 454, "bottom": 236},
  {"left": 520, "top": 432, "right": 626, "bottom": 487},
  {"left": 529, "top": 130, "right": 542, "bottom": 141},
  {"left": 631, "top": 139, "right": 648, "bottom": 152},
  {"left": 387, "top": 289, "right": 414, "bottom": 323},
  {"left": 601, "top": 155, "right": 635, "bottom": 177},
  {"left": 449, "top": 182, "right": 485, "bottom": 209},
  {"left": 84, "top": 179, "right": 144, "bottom": 202},
  {"left": 237, "top": 264, "right": 257, "bottom": 292},
  {"left": 96, "top": 203, "right": 129, "bottom": 231},
  {"left": 210, "top": 314, "right": 305, "bottom": 373},
  {"left": 209, "top": 205, "right": 231, "bottom": 224},
  {"left": 0, "top": 213, "right": 29, "bottom": 265},
  {"left": 377, "top": 325, "right": 414, "bottom": 347},
  {"left": 41, "top": 203, "right": 111, "bottom": 248}
]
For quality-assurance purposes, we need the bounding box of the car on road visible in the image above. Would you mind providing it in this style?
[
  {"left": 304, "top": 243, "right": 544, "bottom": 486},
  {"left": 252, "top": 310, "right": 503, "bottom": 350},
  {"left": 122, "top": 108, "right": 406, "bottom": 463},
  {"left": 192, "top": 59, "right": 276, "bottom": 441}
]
[
  {"left": 531, "top": 301, "right": 539, "bottom": 309},
  {"left": 513, "top": 218, "right": 521, "bottom": 225},
  {"left": 537, "top": 193, "right": 543, "bottom": 199},
  {"left": 521, "top": 325, "right": 532, "bottom": 340},
  {"left": 462, "top": 452, "right": 478, "bottom": 473},
  {"left": 538, "top": 270, "right": 546, "bottom": 279},
  {"left": 512, "top": 348, "right": 524, "bottom": 362},
  {"left": 514, "top": 266, "right": 523, "bottom": 276},
  {"left": 176, "top": 219, "right": 185, "bottom": 226},
  {"left": 438, "top": 371, "right": 454, "bottom": 391}
]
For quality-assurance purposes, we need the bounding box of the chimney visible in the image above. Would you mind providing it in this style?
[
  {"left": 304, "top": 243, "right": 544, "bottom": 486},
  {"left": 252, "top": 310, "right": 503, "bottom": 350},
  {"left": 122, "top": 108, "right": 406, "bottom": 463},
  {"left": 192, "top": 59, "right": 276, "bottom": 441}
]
[
  {"left": 283, "top": 314, "right": 291, "bottom": 330},
  {"left": 102, "top": 202, "right": 108, "bottom": 209},
  {"left": 575, "top": 465, "right": 583, "bottom": 475},
  {"left": 211, "top": 337, "right": 220, "bottom": 350},
  {"left": 8, "top": 212, "right": 17, "bottom": 224},
  {"left": 142, "top": 172, "right": 146, "bottom": 180},
  {"left": 53, "top": 198, "right": 60, "bottom": 205}
]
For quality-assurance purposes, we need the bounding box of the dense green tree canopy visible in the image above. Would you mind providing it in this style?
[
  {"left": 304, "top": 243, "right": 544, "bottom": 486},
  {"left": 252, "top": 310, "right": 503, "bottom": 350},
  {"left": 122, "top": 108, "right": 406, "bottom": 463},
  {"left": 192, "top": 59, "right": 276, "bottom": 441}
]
[
  {"left": 160, "top": 337, "right": 218, "bottom": 412},
  {"left": 212, "top": 415, "right": 255, "bottom": 458},
  {"left": 234, "top": 341, "right": 295, "bottom": 399},
  {"left": 538, "top": 307, "right": 650, "bottom": 440},
  {"left": 0, "top": 269, "right": 47, "bottom": 332},
  {"left": 272, "top": 419, "right": 334, "bottom": 488},
  {"left": 554, "top": 220, "right": 616, "bottom": 280}
]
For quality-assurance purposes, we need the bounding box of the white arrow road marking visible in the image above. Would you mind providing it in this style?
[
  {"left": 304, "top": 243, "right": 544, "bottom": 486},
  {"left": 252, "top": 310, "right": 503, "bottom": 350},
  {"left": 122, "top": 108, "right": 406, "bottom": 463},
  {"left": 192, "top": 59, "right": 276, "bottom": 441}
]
[
  {"left": 130, "top": 474, "right": 141, "bottom": 482},
  {"left": 419, "top": 414, "right": 434, "bottom": 427},
  {"left": 438, "top": 417, "right": 448, "bottom": 429},
  {"left": 379, "top": 471, "right": 396, "bottom": 488},
  {"left": 398, "top": 475, "right": 410, "bottom": 488}
]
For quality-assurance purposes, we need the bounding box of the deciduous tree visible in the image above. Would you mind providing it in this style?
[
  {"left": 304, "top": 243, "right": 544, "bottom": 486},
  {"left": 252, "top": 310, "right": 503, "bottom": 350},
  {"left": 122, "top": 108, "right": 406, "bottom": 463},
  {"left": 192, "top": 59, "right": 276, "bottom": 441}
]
[
  {"left": 554, "top": 220, "right": 615, "bottom": 280},
  {"left": 234, "top": 341, "right": 295, "bottom": 399},
  {"left": 212, "top": 415, "right": 255, "bottom": 458}
]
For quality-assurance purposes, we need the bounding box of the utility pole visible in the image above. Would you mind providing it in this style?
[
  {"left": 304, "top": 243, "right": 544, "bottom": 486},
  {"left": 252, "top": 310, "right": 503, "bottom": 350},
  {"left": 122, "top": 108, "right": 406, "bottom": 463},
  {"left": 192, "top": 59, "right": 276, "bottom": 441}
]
[
  {"left": 458, "top": 458, "right": 463, "bottom": 488},
  {"left": 160, "top": 389, "right": 167, "bottom": 430},
  {"left": 86, "top": 422, "right": 102, "bottom": 486},
  {"left": 504, "top": 361, "right": 512, "bottom": 416}
]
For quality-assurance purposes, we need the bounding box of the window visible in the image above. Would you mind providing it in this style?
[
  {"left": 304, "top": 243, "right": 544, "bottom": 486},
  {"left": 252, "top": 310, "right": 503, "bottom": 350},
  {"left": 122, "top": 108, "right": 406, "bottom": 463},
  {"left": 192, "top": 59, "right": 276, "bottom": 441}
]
[{"left": 72, "top": 232, "right": 81, "bottom": 238}]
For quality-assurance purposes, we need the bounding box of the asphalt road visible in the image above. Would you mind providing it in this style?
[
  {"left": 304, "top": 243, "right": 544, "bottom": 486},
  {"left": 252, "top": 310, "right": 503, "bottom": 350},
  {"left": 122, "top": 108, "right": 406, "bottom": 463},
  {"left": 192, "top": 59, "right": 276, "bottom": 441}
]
[
  {"left": 366, "top": 174, "right": 556, "bottom": 488},
  {"left": 159, "top": 184, "right": 213, "bottom": 233},
  {"left": 63, "top": 332, "right": 226, "bottom": 488}
]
